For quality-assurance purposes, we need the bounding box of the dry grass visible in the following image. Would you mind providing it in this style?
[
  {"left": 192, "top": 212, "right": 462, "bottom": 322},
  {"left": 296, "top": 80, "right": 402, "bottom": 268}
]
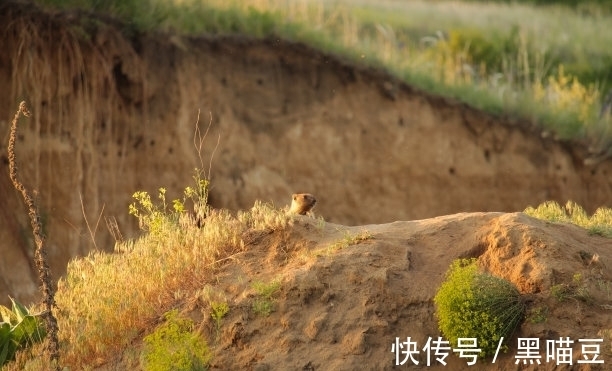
[
  {"left": 8, "top": 192, "right": 292, "bottom": 369},
  {"left": 524, "top": 201, "right": 612, "bottom": 237},
  {"left": 56, "top": 210, "right": 230, "bottom": 364},
  {"left": 238, "top": 200, "right": 293, "bottom": 231}
]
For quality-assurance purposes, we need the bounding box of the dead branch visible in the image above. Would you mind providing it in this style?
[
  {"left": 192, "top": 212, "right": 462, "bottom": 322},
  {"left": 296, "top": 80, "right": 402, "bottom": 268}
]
[{"left": 7, "top": 101, "right": 60, "bottom": 369}]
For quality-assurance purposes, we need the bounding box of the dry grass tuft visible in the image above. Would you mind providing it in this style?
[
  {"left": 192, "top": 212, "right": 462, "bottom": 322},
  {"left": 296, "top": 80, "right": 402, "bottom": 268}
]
[
  {"left": 238, "top": 200, "right": 293, "bottom": 231},
  {"left": 524, "top": 201, "right": 612, "bottom": 237}
]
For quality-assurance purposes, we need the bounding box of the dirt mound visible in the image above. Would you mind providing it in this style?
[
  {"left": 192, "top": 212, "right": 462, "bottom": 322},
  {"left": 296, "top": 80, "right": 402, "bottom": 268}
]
[
  {"left": 98, "top": 212, "right": 612, "bottom": 370},
  {"left": 1, "top": 2, "right": 612, "bottom": 306}
]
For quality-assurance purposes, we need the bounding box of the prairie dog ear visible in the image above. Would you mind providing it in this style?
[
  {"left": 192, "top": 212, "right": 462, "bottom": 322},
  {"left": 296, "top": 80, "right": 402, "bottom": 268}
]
[{"left": 292, "top": 194, "right": 298, "bottom": 201}]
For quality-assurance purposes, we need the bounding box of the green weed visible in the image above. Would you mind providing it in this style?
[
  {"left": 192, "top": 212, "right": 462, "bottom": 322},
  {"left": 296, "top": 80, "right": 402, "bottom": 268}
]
[
  {"left": 550, "top": 273, "right": 591, "bottom": 303},
  {"left": 252, "top": 279, "right": 281, "bottom": 317},
  {"left": 434, "top": 259, "right": 525, "bottom": 358},
  {"left": 527, "top": 306, "right": 548, "bottom": 324},
  {"left": 210, "top": 301, "right": 229, "bottom": 341},
  {"left": 550, "top": 284, "right": 571, "bottom": 302},
  {"left": 324, "top": 230, "right": 373, "bottom": 254},
  {"left": 141, "top": 310, "right": 210, "bottom": 371}
]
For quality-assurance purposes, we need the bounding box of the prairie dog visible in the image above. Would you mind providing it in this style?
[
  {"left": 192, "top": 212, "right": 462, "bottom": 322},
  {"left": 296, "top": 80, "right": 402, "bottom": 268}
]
[{"left": 288, "top": 193, "right": 317, "bottom": 215}]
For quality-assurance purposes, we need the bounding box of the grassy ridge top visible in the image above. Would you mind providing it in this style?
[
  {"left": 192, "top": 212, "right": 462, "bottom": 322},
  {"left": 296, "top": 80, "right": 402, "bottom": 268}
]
[{"left": 33, "top": 0, "right": 612, "bottom": 149}]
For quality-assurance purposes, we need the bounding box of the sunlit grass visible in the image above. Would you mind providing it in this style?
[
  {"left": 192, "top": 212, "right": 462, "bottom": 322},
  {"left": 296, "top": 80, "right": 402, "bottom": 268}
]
[
  {"left": 19, "top": 197, "right": 290, "bottom": 368},
  {"left": 55, "top": 208, "right": 242, "bottom": 366},
  {"left": 525, "top": 200, "right": 612, "bottom": 237}
]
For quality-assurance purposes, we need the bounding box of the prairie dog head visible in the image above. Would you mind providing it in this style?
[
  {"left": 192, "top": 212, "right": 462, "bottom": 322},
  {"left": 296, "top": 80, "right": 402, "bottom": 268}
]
[{"left": 288, "top": 193, "right": 317, "bottom": 215}]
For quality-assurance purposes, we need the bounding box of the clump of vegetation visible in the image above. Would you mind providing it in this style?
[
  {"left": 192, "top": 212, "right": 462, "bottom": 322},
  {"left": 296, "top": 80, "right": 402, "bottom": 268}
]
[
  {"left": 37, "top": 175, "right": 292, "bottom": 368},
  {"left": 128, "top": 188, "right": 176, "bottom": 235},
  {"left": 321, "top": 230, "right": 373, "bottom": 255},
  {"left": 129, "top": 167, "right": 211, "bottom": 234},
  {"left": 527, "top": 306, "right": 548, "bottom": 324},
  {"left": 141, "top": 309, "right": 210, "bottom": 371},
  {"left": 252, "top": 279, "right": 281, "bottom": 317},
  {"left": 434, "top": 259, "right": 525, "bottom": 358},
  {"left": 238, "top": 200, "right": 292, "bottom": 231},
  {"left": 524, "top": 201, "right": 612, "bottom": 237},
  {"left": 550, "top": 273, "right": 592, "bottom": 303},
  {"left": 210, "top": 301, "right": 229, "bottom": 341},
  {"left": 0, "top": 298, "right": 47, "bottom": 367}
]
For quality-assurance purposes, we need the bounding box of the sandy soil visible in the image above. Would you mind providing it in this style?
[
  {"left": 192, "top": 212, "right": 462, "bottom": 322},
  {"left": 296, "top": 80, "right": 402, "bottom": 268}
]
[{"left": 96, "top": 211, "right": 612, "bottom": 370}]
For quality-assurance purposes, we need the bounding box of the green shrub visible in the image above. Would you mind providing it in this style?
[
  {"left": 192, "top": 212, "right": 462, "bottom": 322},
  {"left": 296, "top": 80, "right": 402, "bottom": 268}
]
[
  {"left": 0, "top": 297, "right": 46, "bottom": 366},
  {"left": 434, "top": 259, "right": 525, "bottom": 358},
  {"left": 141, "top": 309, "right": 210, "bottom": 371}
]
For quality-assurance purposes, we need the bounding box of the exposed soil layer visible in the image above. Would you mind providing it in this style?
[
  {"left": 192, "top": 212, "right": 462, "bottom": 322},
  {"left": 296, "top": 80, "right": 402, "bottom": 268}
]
[{"left": 0, "top": 2, "right": 611, "bottom": 304}]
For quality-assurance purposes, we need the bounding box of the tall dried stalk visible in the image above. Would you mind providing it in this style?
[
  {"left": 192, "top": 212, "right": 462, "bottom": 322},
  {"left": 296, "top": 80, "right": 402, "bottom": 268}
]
[{"left": 7, "top": 101, "right": 60, "bottom": 369}]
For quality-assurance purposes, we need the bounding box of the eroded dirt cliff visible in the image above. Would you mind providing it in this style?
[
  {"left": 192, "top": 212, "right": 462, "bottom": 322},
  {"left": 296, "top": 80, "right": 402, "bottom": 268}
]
[{"left": 0, "top": 2, "right": 611, "bottom": 304}]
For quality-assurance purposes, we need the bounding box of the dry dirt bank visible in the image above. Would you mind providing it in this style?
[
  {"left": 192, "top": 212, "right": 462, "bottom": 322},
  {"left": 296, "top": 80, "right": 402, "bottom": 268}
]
[
  {"left": 98, "top": 213, "right": 612, "bottom": 370},
  {"left": 0, "top": 1, "right": 611, "bottom": 304}
]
